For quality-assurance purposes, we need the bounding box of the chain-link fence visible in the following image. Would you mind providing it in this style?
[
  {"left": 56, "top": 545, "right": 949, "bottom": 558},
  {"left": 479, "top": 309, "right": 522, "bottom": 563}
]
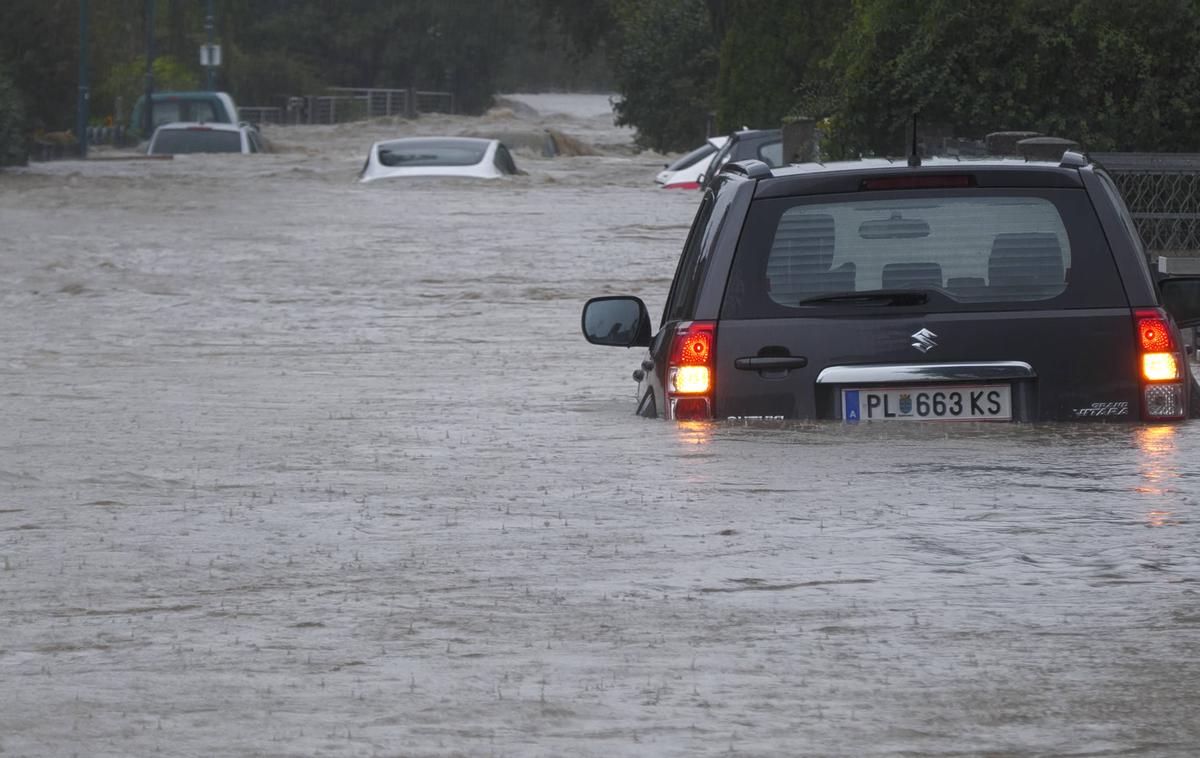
[{"left": 1093, "top": 153, "right": 1200, "bottom": 255}]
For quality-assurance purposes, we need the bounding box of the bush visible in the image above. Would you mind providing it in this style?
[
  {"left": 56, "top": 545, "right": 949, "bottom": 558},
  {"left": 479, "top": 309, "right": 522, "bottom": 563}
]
[
  {"left": 0, "top": 67, "right": 28, "bottom": 167},
  {"left": 97, "top": 55, "right": 200, "bottom": 130}
]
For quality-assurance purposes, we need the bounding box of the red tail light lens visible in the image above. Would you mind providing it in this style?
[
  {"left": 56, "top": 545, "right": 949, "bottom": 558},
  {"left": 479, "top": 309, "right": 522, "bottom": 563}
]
[
  {"left": 668, "top": 321, "right": 716, "bottom": 419},
  {"left": 1134, "top": 308, "right": 1187, "bottom": 419},
  {"left": 1137, "top": 314, "right": 1173, "bottom": 353}
]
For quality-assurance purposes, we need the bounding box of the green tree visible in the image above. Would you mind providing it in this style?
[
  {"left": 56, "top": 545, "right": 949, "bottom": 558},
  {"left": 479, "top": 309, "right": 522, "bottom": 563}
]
[
  {"left": 825, "top": 0, "right": 1200, "bottom": 156},
  {"left": 610, "top": 0, "right": 719, "bottom": 152},
  {"left": 0, "top": 0, "right": 77, "bottom": 132},
  {"left": 713, "top": 0, "right": 849, "bottom": 133}
]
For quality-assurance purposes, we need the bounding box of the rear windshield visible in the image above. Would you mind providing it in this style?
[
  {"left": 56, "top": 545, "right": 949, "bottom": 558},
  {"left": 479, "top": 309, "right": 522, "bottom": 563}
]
[
  {"left": 150, "top": 128, "right": 242, "bottom": 154},
  {"left": 666, "top": 143, "right": 716, "bottom": 172},
  {"left": 722, "top": 188, "right": 1126, "bottom": 317},
  {"left": 377, "top": 140, "right": 486, "bottom": 167}
]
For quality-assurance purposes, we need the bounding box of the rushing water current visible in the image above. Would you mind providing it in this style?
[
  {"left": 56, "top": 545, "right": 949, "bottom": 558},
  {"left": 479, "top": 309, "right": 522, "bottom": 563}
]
[{"left": 2, "top": 95, "right": 1199, "bottom": 757}]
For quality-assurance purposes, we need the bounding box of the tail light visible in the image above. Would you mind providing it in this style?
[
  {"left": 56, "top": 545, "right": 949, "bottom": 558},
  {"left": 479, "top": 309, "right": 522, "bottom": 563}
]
[
  {"left": 667, "top": 321, "right": 715, "bottom": 420},
  {"left": 1135, "top": 308, "right": 1186, "bottom": 420}
]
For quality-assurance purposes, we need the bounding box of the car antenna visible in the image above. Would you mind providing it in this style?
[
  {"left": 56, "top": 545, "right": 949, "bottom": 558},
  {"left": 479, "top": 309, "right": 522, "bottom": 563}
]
[{"left": 907, "top": 112, "right": 921, "bottom": 167}]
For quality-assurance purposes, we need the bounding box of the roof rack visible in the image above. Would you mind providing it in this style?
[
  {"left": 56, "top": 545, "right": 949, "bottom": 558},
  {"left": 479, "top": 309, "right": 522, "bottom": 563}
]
[
  {"left": 721, "top": 159, "right": 773, "bottom": 179},
  {"left": 1059, "top": 151, "right": 1088, "bottom": 169}
]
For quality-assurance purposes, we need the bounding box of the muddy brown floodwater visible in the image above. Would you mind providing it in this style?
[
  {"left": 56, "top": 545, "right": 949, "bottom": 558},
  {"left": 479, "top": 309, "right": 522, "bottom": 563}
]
[{"left": 2, "top": 95, "right": 1199, "bottom": 757}]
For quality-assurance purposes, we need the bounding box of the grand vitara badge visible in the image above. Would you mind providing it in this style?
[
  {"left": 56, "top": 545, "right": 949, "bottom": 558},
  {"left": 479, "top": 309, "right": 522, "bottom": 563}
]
[{"left": 911, "top": 328, "right": 938, "bottom": 354}]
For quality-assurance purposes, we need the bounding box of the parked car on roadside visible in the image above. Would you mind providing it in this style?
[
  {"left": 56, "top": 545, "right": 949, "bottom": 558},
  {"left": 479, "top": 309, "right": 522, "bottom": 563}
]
[
  {"left": 698, "top": 128, "right": 784, "bottom": 190},
  {"left": 146, "top": 122, "right": 264, "bottom": 155},
  {"left": 656, "top": 136, "right": 728, "bottom": 189},
  {"left": 359, "top": 137, "right": 521, "bottom": 183},
  {"left": 582, "top": 152, "right": 1200, "bottom": 422}
]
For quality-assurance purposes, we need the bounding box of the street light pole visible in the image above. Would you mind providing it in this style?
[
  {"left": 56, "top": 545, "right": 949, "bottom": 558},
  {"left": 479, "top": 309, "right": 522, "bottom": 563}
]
[
  {"left": 205, "top": 0, "right": 215, "bottom": 91},
  {"left": 143, "top": 0, "right": 155, "bottom": 137},
  {"left": 76, "top": 0, "right": 89, "bottom": 158}
]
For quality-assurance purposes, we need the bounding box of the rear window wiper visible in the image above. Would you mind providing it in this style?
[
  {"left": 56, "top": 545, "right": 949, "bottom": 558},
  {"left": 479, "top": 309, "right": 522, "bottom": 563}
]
[{"left": 795, "top": 289, "right": 931, "bottom": 307}]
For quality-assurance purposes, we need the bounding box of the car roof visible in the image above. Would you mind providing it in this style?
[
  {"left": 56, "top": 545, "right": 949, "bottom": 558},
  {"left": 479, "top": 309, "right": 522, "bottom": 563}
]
[
  {"left": 747, "top": 155, "right": 1088, "bottom": 198},
  {"left": 372, "top": 136, "right": 496, "bottom": 149},
  {"left": 149, "top": 90, "right": 229, "bottom": 99},
  {"left": 727, "top": 128, "right": 782, "bottom": 141},
  {"left": 153, "top": 121, "right": 243, "bottom": 132}
]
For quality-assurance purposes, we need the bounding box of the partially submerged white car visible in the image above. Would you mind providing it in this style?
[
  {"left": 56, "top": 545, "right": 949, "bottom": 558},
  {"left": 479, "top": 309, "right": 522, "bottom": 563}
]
[
  {"left": 146, "top": 121, "right": 264, "bottom": 155},
  {"left": 655, "top": 136, "right": 728, "bottom": 189},
  {"left": 359, "top": 137, "right": 521, "bottom": 183}
]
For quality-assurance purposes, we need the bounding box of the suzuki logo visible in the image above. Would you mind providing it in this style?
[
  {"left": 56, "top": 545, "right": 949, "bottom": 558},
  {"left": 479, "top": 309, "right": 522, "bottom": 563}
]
[{"left": 911, "top": 328, "right": 938, "bottom": 354}]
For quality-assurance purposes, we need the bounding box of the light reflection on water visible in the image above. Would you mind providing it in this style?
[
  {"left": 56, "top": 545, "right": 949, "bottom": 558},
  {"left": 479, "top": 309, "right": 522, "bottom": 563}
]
[{"left": 1135, "top": 424, "right": 1183, "bottom": 524}]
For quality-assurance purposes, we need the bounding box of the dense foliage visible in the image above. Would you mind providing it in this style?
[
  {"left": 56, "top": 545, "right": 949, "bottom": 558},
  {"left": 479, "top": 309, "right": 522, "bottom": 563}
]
[
  {"left": 0, "top": 0, "right": 610, "bottom": 141},
  {"left": 713, "top": 0, "right": 847, "bottom": 134},
  {"left": 5, "top": 1, "right": 1200, "bottom": 157},
  {"left": 608, "top": 0, "right": 719, "bottom": 153},
  {"left": 616, "top": 0, "right": 1200, "bottom": 154},
  {"left": 825, "top": 0, "right": 1200, "bottom": 156}
]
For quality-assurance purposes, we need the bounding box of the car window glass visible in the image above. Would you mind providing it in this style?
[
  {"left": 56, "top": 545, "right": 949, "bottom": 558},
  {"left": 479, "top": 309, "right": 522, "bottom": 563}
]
[
  {"left": 151, "top": 128, "right": 243, "bottom": 154},
  {"left": 723, "top": 189, "right": 1127, "bottom": 318},
  {"left": 1096, "top": 170, "right": 1147, "bottom": 259},
  {"left": 758, "top": 140, "right": 783, "bottom": 167},
  {"left": 151, "top": 103, "right": 181, "bottom": 128},
  {"left": 704, "top": 142, "right": 735, "bottom": 185},
  {"left": 188, "top": 101, "right": 218, "bottom": 123},
  {"left": 378, "top": 139, "right": 488, "bottom": 167},
  {"left": 494, "top": 145, "right": 517, "bottom": 174},
  {"left": 664, "top": 194, "right": 716, "bottom": 323},
  {"left": 666, "top": 143, "right": 716, "bottom": 172}
]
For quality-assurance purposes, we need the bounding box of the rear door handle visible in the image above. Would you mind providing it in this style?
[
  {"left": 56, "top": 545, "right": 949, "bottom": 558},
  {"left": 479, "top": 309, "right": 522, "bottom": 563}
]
[{"left": 734, "top": 356, "right": 808, "bottom": 370}]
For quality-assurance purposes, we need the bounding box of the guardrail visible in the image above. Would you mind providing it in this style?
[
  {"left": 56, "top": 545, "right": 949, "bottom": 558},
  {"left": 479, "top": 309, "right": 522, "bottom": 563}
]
[
  {"left": 238, "top": 106, "right": 283, "bottom": 125},
  {"left": 1093, "top": 153, "right": 1200, "bottom": 254},
  {"left": 239, "top": 88, "right": 454, "bottom": 126}
]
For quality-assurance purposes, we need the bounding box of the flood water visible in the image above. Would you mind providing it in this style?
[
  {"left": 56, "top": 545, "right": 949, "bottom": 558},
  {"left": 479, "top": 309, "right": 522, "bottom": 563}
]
[{"left": 2, "top": 95, "right": 1199, "bottom": 757}]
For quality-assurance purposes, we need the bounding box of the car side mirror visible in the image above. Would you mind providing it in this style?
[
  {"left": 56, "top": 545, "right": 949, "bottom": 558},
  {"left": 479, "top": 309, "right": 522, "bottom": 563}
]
[
  {"left": 1160, "top": 275, "right": 1200, "bottom": 328},
  {"left": 582, "top": 296, "right": 652, "bottom": 347}
]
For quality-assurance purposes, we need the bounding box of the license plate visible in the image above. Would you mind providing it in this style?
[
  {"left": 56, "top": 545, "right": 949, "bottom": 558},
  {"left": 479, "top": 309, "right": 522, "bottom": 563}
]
[{"left": 842, "top": 384, "right": 1012, "bottom": 422}]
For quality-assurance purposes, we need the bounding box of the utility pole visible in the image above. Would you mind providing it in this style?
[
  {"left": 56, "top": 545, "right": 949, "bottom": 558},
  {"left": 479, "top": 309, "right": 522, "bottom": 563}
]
[
  {"left": 143, "top": 0, "right": 155, "bottom": 137},
  {"left": 204, "top": 0, "right": 215, "bottom": 90},
  {"left": 76, "top": 0, "right": 89, "bottom": 157}
]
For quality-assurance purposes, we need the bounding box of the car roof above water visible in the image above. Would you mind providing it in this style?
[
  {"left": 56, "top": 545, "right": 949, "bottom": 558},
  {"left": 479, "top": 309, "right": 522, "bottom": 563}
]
[{"left": 747, "top": 155, "right": 1088, "bottom": 198}]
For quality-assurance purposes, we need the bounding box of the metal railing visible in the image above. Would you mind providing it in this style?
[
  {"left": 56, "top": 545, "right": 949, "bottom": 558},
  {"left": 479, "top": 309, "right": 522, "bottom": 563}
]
[
  {"left": 238, "top": 106, "right": 283, "bottom": 125},
  {"left": 1093, "top": 152, "right": 1200, "bottom": 254},
  {"left": 238, "top": 88, "right": 456, "bottom": 127}
]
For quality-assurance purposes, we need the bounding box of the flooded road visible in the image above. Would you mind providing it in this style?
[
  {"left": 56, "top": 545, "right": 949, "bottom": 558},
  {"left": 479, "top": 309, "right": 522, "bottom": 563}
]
[{"left": 2, "top": 95, "right": 1199, "bottom": 757}]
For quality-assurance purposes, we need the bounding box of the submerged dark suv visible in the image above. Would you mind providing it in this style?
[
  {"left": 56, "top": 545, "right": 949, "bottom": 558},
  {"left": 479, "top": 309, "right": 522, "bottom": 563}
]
[{"left": 583, "top": 154, "right": 1200, "bottom": 422}]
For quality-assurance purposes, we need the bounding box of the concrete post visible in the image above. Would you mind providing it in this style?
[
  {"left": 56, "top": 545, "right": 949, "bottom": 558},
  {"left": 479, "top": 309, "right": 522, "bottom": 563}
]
[
  {"left": 782, "top": 117, "right": 817, "bottom": 165},
  {"left": 985, "top": 131, "right": 1041, "bottom": 156},
  {"left": 76, "top": 0, "right": 89, "bottom": 158},
  {"left": 1017, "top": 136, "right": 1080, "bottom": 162}
]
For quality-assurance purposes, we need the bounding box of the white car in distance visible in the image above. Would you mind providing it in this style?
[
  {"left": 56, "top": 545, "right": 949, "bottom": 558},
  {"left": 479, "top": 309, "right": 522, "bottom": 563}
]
[
  {"left": 146, "top": 121, "right": 264, "bottom": 154},
  {"left": 655, "top": 136, "right": 728, "bottom": 189},
  {"left": 359, "top": 137, "right": 521, "bottom": 183}
]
